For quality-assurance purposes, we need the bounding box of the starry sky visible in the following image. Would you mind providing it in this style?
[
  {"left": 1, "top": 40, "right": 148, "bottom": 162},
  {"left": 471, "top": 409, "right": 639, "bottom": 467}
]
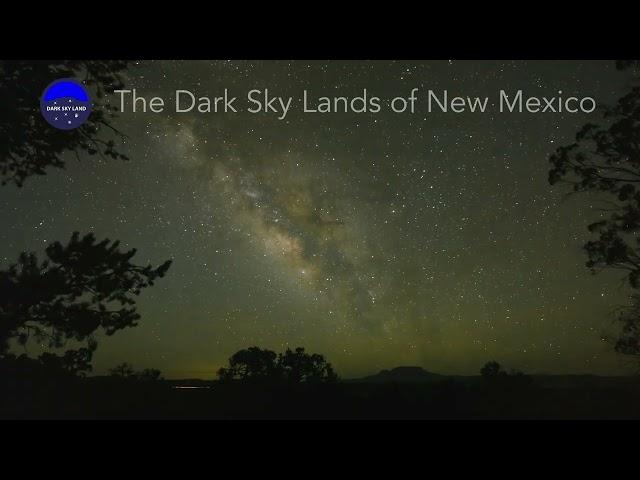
[{"left": 1, "top": 60, "right": 637, "bottom": 379}]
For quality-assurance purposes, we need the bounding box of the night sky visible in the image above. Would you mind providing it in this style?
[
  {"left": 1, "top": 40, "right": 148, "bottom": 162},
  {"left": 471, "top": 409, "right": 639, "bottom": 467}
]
[{"left": 1, "top": 60, "right": 637, "bottom": 379}]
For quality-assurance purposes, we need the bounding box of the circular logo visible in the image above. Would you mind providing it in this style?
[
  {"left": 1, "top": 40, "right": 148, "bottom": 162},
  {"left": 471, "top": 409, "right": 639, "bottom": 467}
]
[{"left": 40, "top": 79, "right": 92, "bottom": 130}]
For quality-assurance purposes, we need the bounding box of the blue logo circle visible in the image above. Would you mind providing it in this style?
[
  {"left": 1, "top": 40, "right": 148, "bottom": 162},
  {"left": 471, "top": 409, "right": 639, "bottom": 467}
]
[{"left": 40, "top": 79, "right": 92, "bottom": 130}]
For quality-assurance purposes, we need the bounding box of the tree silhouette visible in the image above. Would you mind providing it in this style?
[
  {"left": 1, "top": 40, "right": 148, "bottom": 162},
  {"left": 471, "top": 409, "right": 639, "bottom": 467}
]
[
  {"left": 0, "top": 60, "right": 129, "bottom": 187},
  {"left": 217, "top": 346, "right": 279, "bottom": 381},
  {"left": 109, "top": 362, "right": 163, "bottom": 381},
  {"left": 480, "top": 360, "right": 503, "bottom": 378},
  {"left": 0, "top": 232, "right": 171, "bottom": 374},
  {"left": 109, "top": 362, "right": 135, "bottom": 378},
  {"left": 480, "top": 360, "right": 532, "bottom": 388},
  {"left": 278, "top": 347, "right": 338, "bottom": 383},
  {"left": 613, "top": 293, "right": 640, "bottom": 357},
  {"left": 218, "top": 346, "right": 338, "bottom": 383},
  {"left": 549, "top": 60, "right": 640, "bottom": 358},
  {"left": 0, "top": 61, "right": 174, "bottom": 374}
]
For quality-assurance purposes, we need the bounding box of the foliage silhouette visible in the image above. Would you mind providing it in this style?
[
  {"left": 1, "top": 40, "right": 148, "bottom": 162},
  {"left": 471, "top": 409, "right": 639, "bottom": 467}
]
[
  {"left": 480, "top": 361, "right": 532, "bottom": 388},
  {"left": 0, "top": 351, "right": 82, "bottom": 384},
  {"left": 0, "top": 232, "right": 171, "bottom": 374},
  {"left": 218, "top": 346, "right": 278, "bottom": 381},
  {"left": 218, "top": 346, "right": 338, "bottom": 383},
  {"left": 549, "top": 60, "right": 640, "bottom": 357},
  {"left": 278, "top": 347, "right": 338, "bottom": 383},
  {"left": 613, "top": 294, "right": 640, "bottom": 357},
  {"left": 109, "top": 362, "right": 135, "bottom": 378},
  {"left": 480, "top": 360, "right": 502, "bottom": 378},
  {"left": 0, "top": 60, "right": 130, "bottom": 187},
  {"left": 109, "top": 362, "right": 163, "bottom": 381}
]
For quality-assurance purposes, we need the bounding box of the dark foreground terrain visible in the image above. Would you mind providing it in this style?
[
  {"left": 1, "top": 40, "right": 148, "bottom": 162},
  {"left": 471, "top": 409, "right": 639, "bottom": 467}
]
[{"left": 2, "top": 371, "right": 640, "bottom": 419}]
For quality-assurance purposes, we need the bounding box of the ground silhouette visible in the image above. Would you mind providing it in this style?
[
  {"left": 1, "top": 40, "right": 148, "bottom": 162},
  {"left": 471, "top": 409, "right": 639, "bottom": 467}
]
[{"left": 2, "top": 350, "right": 639, "bottom": 419}]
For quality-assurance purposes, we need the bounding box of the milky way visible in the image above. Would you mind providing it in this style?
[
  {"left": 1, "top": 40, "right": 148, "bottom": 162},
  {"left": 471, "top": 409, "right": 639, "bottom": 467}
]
[{"left": 0, "top": 60, "right": 636, "bottom": 378}]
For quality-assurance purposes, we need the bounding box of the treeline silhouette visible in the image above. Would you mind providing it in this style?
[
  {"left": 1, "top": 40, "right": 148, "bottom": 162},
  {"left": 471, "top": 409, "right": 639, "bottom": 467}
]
[
  {"left": 109, "top": 362, "right": 164, "bottom": 381},
  {"left": 217, "top": 346, "right": 337, "bottom": 383},
  {"left": 4, "top": 345, "right": 639, "bottom": 419}
]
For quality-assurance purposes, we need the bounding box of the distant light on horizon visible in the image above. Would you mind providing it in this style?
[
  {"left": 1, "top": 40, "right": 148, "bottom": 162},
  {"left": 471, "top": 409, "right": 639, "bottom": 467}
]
[{"left": 172, "top": 386, "right": 211, "bottom": 389}]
